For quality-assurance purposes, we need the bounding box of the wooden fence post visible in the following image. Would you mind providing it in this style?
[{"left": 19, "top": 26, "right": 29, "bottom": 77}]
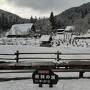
[
  {"left": 79, "top": 72, "right": 84, "bottom": 78},
  {"left": 15, "top": 50, "right": 19, "bottom": 63},
  {"left": 57, "top": 51, "right": 60, "bottom": 61}
]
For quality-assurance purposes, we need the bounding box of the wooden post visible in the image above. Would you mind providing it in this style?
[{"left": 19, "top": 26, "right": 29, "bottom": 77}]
[
  {"left": 57, "top": 51, "right": 60, "bottom": 61},
  {"left": 15, "top": 50, "right": 19, "bottom": 63},
  {"left": 79, "top": 72, "right": 84, "bottom": 78},
  {"left": 39, "top": 83, "right": 42, "bottom": 87},
  {"left": 49, "top": 84, "right": 53, "bottom": 88}
]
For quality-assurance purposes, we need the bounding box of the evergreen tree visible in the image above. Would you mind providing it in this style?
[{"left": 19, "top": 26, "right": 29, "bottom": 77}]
[
  {"left": 49, "top": 12, "right": 57, "bottom": 32},
  {"left": 30, "top": 16, "right": 37, "bottom": 23},
  {"left": 30, "top": 16, "right": 34, "bottom": 23},
  {"left": 1, "top": 14, "right": 8, "bottom": 30},
  {"left": 34, "top": 16, "right": 37, "bottom": 23}
]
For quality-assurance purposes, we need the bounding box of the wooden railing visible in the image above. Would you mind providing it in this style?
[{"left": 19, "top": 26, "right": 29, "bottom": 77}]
[
  {"left": 0, "top": 50, "right": 90, "bottom": 63},
  {"left": 0, "top": 51, "right": 90, "bottom": 78}
]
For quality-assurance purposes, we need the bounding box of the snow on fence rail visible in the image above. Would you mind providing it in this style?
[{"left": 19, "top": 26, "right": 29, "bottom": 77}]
[{"left": 0, "top": 51, "right": 90, "bottom": 63}]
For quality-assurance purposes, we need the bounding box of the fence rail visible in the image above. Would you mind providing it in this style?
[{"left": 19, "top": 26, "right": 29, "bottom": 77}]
[
  {"left": 19, "top": 57, "right": 56, "bottom": 59},
  {"left": 19, "top": 52, "right": 57, "bottom": 54},
  {"left": 60, "top": 53, "right": 90, "bottom": 55},
  {"left": 0, "top": 58, "right": 15, "bottom": 60},
  {"left": 1, "top": 69, "right": 90, "bottom": 73},
  {"left": 0, "top": 54, "right": 14, "bottom": 55},
  {"left": 0, "top": 50, "right": 90, "bottom": 63}
]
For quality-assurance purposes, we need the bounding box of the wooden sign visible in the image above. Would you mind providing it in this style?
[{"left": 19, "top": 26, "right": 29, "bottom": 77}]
[{"left": 32, "top": 69, "right": 58, "bottom": 87}]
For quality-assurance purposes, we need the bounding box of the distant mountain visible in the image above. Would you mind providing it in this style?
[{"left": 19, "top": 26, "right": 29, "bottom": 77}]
[
  {"left": 55, "top": 2, "right": 90, "bottom": 33},
  {"left": 35, "top": 2, "right": 90, "bottom": 34},
  {"left": 0, "top": 9, "right": 30, "bottom": 34}
]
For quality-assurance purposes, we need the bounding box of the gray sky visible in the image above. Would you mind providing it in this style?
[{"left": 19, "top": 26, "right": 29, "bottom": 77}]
[{"left": 0, "top": 0, "right": 90, "bottom": 18}]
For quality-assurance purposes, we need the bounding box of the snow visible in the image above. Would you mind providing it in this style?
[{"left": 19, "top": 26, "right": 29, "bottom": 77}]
[
  {"left": 0, "top": 36, "right": 90, "bottom": 89},
  {"left": 0, "top": 72, "right": 89, "bottom": 90},
  {"left": 40, "top": 35, "right": 51, "bottom": 42},
  {"left": 1, "top": 21, "right": 90, "bottom": 89},
  {"left": 1, "top": 32, "right": 90, "bottom": 47},
  {"left": 87, "top": 29, "right": 90, "bottom": 33},
  {"left": 65, "top": 26, "right": 75, "bottom": 31},
  {"left": 0, "top": 72, "right": 90, "bottom": 90}
]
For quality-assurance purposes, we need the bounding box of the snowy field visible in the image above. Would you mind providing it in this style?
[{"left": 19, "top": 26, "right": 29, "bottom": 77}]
[
  {"left": 0, "top": 72, "right": 90, "bottom": 90},
  {"left": 0, "top": 71, "right": 89, "bottom": 90},
  {"left": 0, "top": 45, "right": 90, "bottom": 89}
]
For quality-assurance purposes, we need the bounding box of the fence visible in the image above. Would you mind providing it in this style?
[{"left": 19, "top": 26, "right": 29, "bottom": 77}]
[
  {"left": 0, "top": 50, "right": 90, "bottom": 63},
  {"left": 0, "top": 51, "right": 90, "bottom": 78}
]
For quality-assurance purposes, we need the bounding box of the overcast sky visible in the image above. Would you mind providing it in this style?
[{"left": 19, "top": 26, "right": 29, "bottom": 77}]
[{"left": 0, "top": 0, "right": 90, "bottom": 19}]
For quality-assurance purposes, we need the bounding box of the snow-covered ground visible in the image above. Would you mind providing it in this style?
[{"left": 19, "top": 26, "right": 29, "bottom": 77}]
[
  {"left": 0, "top": 45, "right": 90, "bottom": 89},
  {"left": 0, "top": 72, "right": 90, "bottom": 90},
  {"left": 1, "top": 34, "right": 90, "bottom": 47},
  {"left": 1, "top": 78, "right": 90, "bottom": 90}
]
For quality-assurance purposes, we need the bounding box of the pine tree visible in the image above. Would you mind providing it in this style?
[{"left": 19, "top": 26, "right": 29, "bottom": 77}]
[
  {"left": 30, "top": 16, "right": 37, "bottom": 23},
  {"left": 1, "top": 14, "right": 8, "bottom": 30},
  {"left": 30, "top": 16, "right": 34, "bottom": 23},
  {"left": 49, "top": 12, "right": 56, "bottom": 32},
  {"left": 34, "top": 16, "right": 37, "bottom": 23}
]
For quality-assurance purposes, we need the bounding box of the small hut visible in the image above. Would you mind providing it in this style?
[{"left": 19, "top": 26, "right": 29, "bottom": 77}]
[
  {"left": 40, "top": 35, "right": 52, "bottom": 47},
  {"left": 64, "top": 26, "right": 75, "bottom": 41}
]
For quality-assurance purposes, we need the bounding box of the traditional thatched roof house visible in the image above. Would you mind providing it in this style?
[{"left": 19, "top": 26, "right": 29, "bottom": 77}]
[{"left": 6, "top": 23, "right": 33, "bottom": 38}]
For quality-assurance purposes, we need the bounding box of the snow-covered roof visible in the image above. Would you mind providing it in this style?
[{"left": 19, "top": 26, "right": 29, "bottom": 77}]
[
  {"left": 7, "top": 23, "right": 33, "bottom": 36},
  {"left": 87, "top": 29, "right": 90, "bottom": 33},
  {"left": 65, "top": 26, "right": 75, "bottom": 31},
  {"left": 40, "top": 35, "right": 51, "bottom": 42}
]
